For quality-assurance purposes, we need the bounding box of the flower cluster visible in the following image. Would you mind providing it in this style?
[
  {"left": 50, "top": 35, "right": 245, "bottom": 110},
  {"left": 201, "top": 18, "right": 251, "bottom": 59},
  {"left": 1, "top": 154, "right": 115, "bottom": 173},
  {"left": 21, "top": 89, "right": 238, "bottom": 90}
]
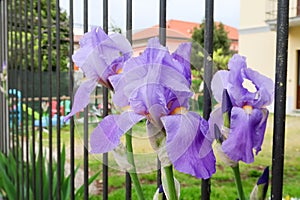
[
  {"left": 210, "top": 54, "right": 274, "bottom": 164},
  {"left": 66, "top": 27, "right": 274, "bottom": 199},
  {"left": 66, "top": 27, "right": 216, "bottom": 179}
]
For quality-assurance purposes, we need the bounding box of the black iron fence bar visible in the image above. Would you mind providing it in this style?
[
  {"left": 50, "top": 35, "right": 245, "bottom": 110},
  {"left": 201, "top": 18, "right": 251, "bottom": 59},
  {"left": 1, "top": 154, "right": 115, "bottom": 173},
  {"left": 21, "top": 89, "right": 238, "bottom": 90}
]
[
  {"left": 47, "top": 0, "right": 53, "bottom": 198},
  {"left": 13, "top": 0, "right": 20, "bottom": 198},
  {"left": 7, "top": 0, "right": 11, "bottom": 153},
  {"left": 0, "top": 0, "right": 2, "bottom": 73},
  {"left": 37, "top": 0, "right": 44, "bottom": 198},
  {"left": 102, "top": 0, "right": 109, "bottom": 199},
  {"left": 158, "top": 1, "right": 166, "bottom": 197},
  {"left": 56, "top": 0, "right": 62, "bottom": 199},
  {"left": 126, "top": 0, "right": 132, "bottom": 199},
  {"left": 0, "top": 0, "right": 3, "bottom": 154},
  {"left": 83, "top": 0, "right": 89, "bottom": 199},
  {"left": 18, "top": 0, "right": 25, "bottom": 199},
  {"left": 0, "top": 0, "right": 3, "bottom": 155},
  {"left": 29, "top": 0, "right": 36, "bottom": 197},
  {"left": 68, "top": 0, "right": 75, "bottom": 198},
  {"left": 202, "top": 0, "right": 214, "bottom": 199},
  {"left": 271, "top": 0, "right": 289, "bottom": 199},
  {"left": 23, "top": 0, "right": 30, "bottom": 198},
  {"left": 4, "top": 0, "right": 8, "bottom": 156}
]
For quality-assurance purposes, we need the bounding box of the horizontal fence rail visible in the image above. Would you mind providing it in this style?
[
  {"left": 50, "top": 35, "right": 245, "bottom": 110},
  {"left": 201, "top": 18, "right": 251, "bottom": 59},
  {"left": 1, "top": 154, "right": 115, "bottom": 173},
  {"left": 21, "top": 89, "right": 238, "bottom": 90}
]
[{"left": 0, "top": 0, "right": 290, "bottom": 199}]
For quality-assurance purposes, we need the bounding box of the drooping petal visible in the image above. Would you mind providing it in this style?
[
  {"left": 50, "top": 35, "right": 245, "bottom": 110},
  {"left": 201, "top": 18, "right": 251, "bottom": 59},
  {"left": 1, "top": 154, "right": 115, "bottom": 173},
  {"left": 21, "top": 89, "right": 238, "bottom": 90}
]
[
  {"left": 64, "top": 78, "right": 97, "bottom": 121},
  {"left": 253, "top": 108, "right": 269, "bottom": 155},
  {"left": 161, "top": 112, "right": 216, "bottom": 179},
  {"left": 222, "top": 107, "right": 264, "bottom": 163},
  {"left": 90, "top": 111, "right": 145, "bottom": 153}
]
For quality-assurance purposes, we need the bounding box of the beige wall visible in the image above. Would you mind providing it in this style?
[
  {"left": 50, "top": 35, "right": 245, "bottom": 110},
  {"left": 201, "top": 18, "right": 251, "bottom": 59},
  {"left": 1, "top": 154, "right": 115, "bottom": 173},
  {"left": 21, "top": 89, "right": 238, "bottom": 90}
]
[
  {"left": 288, "top": 26, "right": 300, "bottom": 110},
  {"left": 240, "top": 0, "right": 267, "bottom": 29}
]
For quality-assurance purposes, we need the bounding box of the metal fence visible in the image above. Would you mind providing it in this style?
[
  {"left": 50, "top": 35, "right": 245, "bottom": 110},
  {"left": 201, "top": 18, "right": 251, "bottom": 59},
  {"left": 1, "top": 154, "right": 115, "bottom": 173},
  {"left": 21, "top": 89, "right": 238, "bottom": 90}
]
[{"left": 0, "top": 0, "right": 289, "bottom": 199}]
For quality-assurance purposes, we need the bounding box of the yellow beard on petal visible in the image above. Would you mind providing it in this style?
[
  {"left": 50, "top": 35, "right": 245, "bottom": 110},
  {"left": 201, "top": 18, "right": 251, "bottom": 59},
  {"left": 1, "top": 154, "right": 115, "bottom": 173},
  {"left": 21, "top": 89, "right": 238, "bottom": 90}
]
[
  {"left": 116, "top": 68, "right": 123, "bottom": 74},
  {"left": 243, "top": 105, "right": 253, "bottom": 114},
  {"left": 170, "top": 107, "right": 188, "bottom": 115},
  {"left": 121, "top": 105, "right": 131, "bottom": 111}
]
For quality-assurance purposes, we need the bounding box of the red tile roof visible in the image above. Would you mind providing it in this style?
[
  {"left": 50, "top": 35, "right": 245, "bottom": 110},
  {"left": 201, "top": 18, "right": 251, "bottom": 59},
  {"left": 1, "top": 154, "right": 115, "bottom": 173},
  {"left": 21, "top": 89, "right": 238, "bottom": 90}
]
[{"left": 133, "top": 19, "right": 238, "bottom": 41}]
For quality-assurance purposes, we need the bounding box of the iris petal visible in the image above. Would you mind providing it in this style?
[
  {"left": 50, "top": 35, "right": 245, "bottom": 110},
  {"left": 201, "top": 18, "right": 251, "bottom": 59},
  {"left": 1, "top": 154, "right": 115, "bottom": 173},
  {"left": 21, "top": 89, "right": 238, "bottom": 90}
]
[
  {"left": 222, "top": 107, "right": 264, "bottom": 163},
  {"left": 169, "top": 42, "right": 192, "bottom": 85},
  {"left": 244, "top": 68, "right": 274, "bottom": 108},
  {"left": 90, "top": 111, "right": 145, "bottom": 153},
  {"left": 161, "top": 112, "right": 216, "bottom": 179},
  {"left": 72, "top": 27, "right": 132, "bottom": 86},
  {"left": 211, "top": 70, "right": 229, "bottom": 103},
  {"left": 64, "top": 78, "right": 97, "bottom": 121}
]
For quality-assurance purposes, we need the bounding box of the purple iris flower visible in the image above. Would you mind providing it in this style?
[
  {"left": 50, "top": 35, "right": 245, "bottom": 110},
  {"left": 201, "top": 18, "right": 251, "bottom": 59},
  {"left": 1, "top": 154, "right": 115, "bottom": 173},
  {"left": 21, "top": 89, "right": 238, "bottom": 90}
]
[
  {"left": 90, "top": 38, "right": 216, "bottom": 179},
  {"left": 210, "top": 54, "right": 274, "bottom": 163},
  {"left": 64, "top": 27, "right": 132, "bottom": 121}
]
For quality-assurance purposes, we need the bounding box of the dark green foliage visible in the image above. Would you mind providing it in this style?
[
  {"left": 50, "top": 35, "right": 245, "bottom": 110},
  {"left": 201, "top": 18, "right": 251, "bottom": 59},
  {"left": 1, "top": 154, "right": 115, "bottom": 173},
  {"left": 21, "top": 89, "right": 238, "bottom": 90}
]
[
  {"left": 192, "top": 21, "right": 232, "bottom": 56},
  {"left": 0, "top": 145, "right": 99, "bottom": 199},
  {"left": 190, "top": 21, "right": 233, "bottom": 80},
  {"left": 8, "top": 0, "right": 70, "bottom": 71}
]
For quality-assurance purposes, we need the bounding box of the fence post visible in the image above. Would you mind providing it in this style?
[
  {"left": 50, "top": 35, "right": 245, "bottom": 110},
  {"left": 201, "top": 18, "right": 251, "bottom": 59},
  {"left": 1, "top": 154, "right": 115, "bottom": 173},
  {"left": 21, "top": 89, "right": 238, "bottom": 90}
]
[
  {"left": 271, "top": 0, "right": 289, "bottom": 199},
  {"left": 68, "top": 0, "right": 75, "bottom": 198},
  {"left": 83, "top": 1, "right": 89, "bottom": 199},
  {"left": 0, "top": 0, "right": 3, "bottom": 154},
  {"left": 126, "top": 0, "right": 133, "bottom": 199},
  {"left": 158, "top": 1, "right": 166, "bottom": 199},
  {"left": 102, "top": 1, "right": 109, "bottom": 199},
  {"left": 201, "top": 0, "right": 214, "bottom": 199}
]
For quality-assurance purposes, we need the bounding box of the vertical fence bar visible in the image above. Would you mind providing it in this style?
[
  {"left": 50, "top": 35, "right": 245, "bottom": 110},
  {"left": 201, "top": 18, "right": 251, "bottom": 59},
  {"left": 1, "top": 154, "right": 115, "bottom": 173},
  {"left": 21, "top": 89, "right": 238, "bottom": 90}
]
[
  {"left": 158, "top": 1, "right": 166, "bottom": 197},
  {"left": 29, "top": 0, "right": 36, "bottom": 197},
  {"left": 13, "top": 0, "right": 20, "bottom": 198},
  {"left": 11, "top": 0, "right": 15, "bottom": 157},
  {"left": 83, "top": 0, "right": 89, "bottom": 199},
  {"left": 4, "top": 0, "right": 8, "bottom": 157},
  {"left": 159, "top": 0, "right": 166, "bottom": 46},
  {"left": 202, "top": 0, "right": 214, "bottom": 199},
  {"left": 56, "top": 0, "right": 62, "bottom": 199},
  {"left": 6, "top": 1, "right": 12, "bottom": 151},
  {"left": 271, "top": 0, "right": 289, "bottom": 199},
  {"left": 18, "top": 0, "right": 25, "bottom": 198},
  {"left": 0, "top": 0, "right": 3, "bottom": 154},
  {"left": 24, "top": 0, "right": 30, "bottom": 198},
  {"left": 47, "top": 0, "right": 53, "bottom": 198},
  {"left": 5, "top": 0, "right": 8, "bottom": 155},
  {"left": 37, "top": 0, "right": 44, "bottom": 198},
  {"left": 0, "top": 0, "right": 3, "bottom": 155},
  {"left": 102, "top": 0, "right": 109, "bottom": 199},
  {"left": 3, "top": 0, "right": 7, "bottom": 156},
  {"left": 68, "top": 0, "right": 75, "bottom": 199},
  {"left": 126, "top": 0, "right": 132, "bottom": 199}
]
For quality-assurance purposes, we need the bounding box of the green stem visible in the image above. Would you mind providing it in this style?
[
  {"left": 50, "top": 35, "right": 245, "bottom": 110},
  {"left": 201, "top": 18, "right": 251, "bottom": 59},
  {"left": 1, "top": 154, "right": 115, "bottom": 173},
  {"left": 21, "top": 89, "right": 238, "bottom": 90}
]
[
  {"left": 125, "top": 132, "right": 145, "bottom": 200},
  {"left": 164, "top": 165, "right": 177, "bottom": 200},
  {"left": 232, "top": 164, "right": 246, "bottom": 200}
]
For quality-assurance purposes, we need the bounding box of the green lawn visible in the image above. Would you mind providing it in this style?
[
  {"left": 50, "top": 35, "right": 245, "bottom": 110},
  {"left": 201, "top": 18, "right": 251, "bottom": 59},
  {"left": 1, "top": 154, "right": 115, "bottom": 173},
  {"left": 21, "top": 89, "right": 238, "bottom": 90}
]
[{"left": 44, "top": 114, "right": 300, "bottom": 199}]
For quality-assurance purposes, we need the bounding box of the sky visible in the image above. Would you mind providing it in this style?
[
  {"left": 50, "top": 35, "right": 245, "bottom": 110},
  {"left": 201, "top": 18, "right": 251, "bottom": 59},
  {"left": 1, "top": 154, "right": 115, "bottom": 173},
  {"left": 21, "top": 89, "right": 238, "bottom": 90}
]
[{"left": 60, "top": 0, "right": 240, "bottom": 32}]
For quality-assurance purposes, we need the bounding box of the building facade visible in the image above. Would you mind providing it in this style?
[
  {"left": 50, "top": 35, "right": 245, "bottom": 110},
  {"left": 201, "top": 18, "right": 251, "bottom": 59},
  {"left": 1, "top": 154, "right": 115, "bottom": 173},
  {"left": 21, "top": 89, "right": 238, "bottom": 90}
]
[{"left": 239, "top": 0, "right": 300, "bottom": 113}]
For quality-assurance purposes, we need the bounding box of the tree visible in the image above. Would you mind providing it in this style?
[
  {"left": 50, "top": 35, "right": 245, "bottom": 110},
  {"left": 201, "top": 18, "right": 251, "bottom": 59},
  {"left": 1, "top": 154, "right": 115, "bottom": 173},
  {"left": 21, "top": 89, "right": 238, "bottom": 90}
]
[
  {"left": 192, "top": 21, "right": 232, "bottom": 56},
  {"left": 8, "top": 0, "right": 70, "bottom": 71},
  {"left": 191, "top": 22, "right": 234, "bottom": 76}
]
